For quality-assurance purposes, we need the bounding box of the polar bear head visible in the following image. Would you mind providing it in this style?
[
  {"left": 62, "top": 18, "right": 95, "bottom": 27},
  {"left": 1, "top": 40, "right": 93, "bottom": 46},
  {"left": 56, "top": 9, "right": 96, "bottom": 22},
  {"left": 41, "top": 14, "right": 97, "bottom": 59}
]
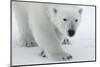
[{"left": 49, "top": 5, "right": 82, "bottom": 37}]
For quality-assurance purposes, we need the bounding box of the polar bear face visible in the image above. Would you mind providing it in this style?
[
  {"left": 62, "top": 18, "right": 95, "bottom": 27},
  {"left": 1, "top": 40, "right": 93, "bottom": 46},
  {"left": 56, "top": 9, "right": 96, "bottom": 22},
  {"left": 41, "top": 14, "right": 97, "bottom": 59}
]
[{"left": 50, "top": 6, "right": 82, "bottom": 37}]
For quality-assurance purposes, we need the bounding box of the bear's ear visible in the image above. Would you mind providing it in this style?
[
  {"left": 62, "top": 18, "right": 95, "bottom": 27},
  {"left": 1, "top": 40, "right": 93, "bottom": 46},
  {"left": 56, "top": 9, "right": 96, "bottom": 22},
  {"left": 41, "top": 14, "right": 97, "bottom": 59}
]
[
  {"left": 79, "top": 8, "right": 82, "bottom": 14},
  {"left": 53, "top": 8, "right": 57, "bottom": 14}
]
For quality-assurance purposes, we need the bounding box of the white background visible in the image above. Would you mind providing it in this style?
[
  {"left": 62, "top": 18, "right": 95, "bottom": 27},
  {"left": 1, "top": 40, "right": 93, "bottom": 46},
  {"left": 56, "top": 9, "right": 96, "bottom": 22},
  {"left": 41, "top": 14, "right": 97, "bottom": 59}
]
[{"left": 0, "top": 0, "right": 100, "bottom": 67}]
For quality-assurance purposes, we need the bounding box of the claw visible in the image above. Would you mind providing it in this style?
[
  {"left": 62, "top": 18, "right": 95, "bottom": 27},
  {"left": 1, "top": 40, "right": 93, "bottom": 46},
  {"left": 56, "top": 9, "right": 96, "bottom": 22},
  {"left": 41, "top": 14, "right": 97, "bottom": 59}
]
[
  {"left": 62, "top": 39, "right": 70, "bottom": 45},
  {"left": 40, "top": 51, "right": 46, "bottom": 57},
  {"left": 67, "top": 55, "right": 72, "bottom": 60},
  {"left": 25, "top": 41, "right": 38, "bottom": 47}
]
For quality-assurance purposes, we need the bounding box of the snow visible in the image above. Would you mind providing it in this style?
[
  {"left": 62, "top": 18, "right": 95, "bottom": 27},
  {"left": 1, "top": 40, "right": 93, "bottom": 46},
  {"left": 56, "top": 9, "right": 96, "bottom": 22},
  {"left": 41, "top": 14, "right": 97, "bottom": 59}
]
[{"left": 12, "top": 4, "right": 95, "bottom": 66}]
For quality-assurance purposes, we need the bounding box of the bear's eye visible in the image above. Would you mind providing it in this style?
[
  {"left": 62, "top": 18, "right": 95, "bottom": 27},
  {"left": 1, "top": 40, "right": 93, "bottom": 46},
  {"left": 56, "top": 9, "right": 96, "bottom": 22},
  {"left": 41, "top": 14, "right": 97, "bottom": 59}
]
[
  {"left": 75, "top": 19, "right": 78, "bottom": 22},
  {"left": 63, "top": 18, "right": 67, "bottom": 21}
]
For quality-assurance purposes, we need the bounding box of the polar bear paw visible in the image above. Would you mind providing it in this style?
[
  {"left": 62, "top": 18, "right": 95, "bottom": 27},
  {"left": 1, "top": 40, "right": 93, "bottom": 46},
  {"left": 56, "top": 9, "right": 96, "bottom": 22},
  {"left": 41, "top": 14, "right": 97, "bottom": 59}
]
[
  {"left": 25, "top": 41, "right": 38, "bottom": 47},
  {"left": 40, "top": 51, "right": 72, "bottom": 61},
  {"left": 17, "top": 40, "right": 38, "bottom": 47},
  {"left": 62, "top": 38, "right": 71, "bottom": 45}
]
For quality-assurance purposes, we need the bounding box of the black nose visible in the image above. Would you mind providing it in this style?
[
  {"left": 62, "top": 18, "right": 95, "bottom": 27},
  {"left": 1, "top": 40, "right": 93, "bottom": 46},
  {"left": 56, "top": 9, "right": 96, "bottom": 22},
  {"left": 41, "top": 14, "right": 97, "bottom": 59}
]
[{"left": 68, "top": 29, "right": 75, "bottom": 37}]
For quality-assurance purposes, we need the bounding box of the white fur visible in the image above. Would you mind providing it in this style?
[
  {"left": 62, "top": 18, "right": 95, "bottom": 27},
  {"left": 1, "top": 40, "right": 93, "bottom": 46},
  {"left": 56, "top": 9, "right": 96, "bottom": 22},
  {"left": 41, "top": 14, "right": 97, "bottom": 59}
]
[{"left": 13, "top": 1, "right": 82, "bottom": 61}]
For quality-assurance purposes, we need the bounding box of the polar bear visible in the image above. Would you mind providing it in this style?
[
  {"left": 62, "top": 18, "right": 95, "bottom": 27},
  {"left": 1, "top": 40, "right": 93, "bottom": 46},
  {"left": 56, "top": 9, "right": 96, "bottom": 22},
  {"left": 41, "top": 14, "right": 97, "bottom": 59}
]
[{"left": 12, "top": 1, "right": 82, "bottom": 61}]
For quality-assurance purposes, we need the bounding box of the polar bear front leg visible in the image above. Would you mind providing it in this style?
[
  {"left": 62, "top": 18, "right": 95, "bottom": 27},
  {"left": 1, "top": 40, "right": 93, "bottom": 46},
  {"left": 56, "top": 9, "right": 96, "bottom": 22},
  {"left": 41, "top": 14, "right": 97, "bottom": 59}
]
[
  {"left": 13, "top": 3, "right": 37, "bottom": 47},
  {"left": 34, "top": 28, "right": 72, "bottom": 61}
]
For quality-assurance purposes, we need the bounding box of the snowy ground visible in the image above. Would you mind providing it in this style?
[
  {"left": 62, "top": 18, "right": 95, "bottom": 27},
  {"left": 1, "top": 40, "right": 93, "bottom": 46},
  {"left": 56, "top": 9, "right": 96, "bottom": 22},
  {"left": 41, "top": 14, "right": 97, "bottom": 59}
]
[{"left": 12, "top": 3, "right": 96, "bottom": 66}]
